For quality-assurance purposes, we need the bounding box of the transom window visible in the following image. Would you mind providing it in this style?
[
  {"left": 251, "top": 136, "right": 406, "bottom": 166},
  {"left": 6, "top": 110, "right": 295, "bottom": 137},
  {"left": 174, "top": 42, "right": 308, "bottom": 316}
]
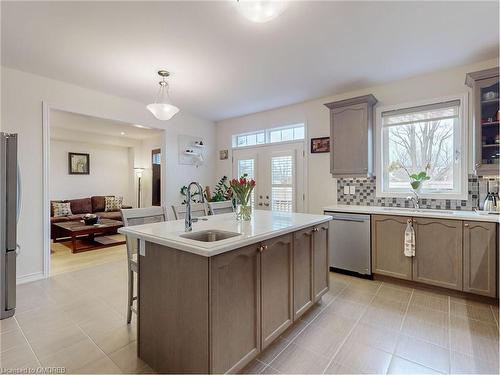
[
  {"left": 232, "top": 124, "right": 305, "bottom": 148},
  {"left": 378, "top": 97, "right": 467, "bottom": 199}
]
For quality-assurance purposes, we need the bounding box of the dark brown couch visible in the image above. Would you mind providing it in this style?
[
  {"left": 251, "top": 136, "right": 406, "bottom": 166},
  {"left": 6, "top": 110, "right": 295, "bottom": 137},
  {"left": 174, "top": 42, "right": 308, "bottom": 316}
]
[{"left": 50, "top": 196, "right": 131, "bottom": 240}]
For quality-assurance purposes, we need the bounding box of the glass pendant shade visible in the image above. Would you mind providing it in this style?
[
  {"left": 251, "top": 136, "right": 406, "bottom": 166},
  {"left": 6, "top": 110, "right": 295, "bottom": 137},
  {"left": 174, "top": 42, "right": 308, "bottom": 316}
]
[
  {"left": 236, "top": 1, "right": 288, "bottom": 23},
  {"left": 147, "top": 102, "right": 180, "bottom": 121},
  {"left": 147, "top": 71, "right": 180, "bottom": 121}
]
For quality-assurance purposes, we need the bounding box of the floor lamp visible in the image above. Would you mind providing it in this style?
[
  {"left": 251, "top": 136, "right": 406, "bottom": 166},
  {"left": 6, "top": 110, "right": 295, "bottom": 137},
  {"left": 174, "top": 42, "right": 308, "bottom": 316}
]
[{"left": 134, "top": 168, "right": 144, "bottom": 208}]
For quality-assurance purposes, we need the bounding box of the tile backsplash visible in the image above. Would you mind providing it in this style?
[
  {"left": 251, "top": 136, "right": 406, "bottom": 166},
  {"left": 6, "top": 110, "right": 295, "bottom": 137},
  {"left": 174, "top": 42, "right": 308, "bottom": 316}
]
[{"left": 336, "top": 175, "right": 500, "bottom": 211}]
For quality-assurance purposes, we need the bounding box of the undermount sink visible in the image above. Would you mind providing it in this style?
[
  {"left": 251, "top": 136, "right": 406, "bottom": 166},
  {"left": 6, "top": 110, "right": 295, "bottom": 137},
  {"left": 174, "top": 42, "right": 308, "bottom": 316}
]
[{"left": 180, "top": 230, "right": 241, "bottom": 242}]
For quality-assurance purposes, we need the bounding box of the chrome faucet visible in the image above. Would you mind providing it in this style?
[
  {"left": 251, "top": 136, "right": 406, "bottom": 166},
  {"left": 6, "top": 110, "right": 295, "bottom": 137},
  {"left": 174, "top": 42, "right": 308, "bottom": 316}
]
[
  {"left": 185, "top": 182, "right": 205, "bottom": 232},
  {"left": 406, "top": 195, "right": 420, "bottom": 209}
]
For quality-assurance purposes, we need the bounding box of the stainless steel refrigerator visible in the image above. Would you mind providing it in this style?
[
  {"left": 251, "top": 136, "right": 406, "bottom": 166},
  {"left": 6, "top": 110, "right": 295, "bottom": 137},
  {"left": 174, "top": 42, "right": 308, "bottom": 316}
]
[{"left": 1, "top": 133, "right": 18, "bottom": 319}]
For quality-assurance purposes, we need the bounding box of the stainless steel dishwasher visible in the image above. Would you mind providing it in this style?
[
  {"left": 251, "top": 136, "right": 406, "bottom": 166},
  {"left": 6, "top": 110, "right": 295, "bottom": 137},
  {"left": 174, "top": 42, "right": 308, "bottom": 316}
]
[{"left": 324, "top": 211, "right": 371, "bottom": 278}]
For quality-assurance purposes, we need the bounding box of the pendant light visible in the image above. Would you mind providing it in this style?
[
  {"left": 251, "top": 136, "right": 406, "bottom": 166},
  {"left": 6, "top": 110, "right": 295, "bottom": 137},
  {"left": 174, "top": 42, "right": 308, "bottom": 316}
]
[
  {"left": 236, "top": 0, "right": 288, "bottom": 23},
  {"left": 147, "top": 70, "right": 180, "bottom": 121}
]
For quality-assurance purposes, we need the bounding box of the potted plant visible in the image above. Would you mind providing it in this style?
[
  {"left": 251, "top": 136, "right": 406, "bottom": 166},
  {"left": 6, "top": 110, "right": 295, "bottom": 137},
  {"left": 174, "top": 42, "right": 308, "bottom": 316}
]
[
  {"left": 230, "top": 174, "right": 256, "bottom": 221},
  {"left": 388, "top": 161, "right": 431, "bottom": 197}
]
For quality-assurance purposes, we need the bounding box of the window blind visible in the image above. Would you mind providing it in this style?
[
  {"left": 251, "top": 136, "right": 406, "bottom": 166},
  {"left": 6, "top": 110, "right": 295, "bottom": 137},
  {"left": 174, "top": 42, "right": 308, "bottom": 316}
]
[{"left": 382, "top": 100, "right": 460, "bottom": 128}]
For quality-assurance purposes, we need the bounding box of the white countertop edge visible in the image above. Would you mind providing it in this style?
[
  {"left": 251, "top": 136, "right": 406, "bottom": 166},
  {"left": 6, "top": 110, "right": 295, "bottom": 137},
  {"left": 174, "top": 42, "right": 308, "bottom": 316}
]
[
  {"left": 119, "top": 214, "right": 332, "bottom": 257},
  {"left": 323, "top": 204, "right": 500, "bottom": 223}
]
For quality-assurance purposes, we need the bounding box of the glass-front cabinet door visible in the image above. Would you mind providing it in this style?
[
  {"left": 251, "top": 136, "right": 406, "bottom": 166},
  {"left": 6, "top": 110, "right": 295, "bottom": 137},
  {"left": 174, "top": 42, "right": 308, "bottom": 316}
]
[{"left": 467, "top": 68, "right": 500, "bottom": 176}]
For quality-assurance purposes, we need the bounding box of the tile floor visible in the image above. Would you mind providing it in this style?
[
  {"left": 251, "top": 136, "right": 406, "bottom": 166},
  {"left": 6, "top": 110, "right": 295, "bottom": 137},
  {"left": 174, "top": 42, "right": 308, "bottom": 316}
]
[{"left": 1, "top": 256, "right": 499, "bottom": 374}]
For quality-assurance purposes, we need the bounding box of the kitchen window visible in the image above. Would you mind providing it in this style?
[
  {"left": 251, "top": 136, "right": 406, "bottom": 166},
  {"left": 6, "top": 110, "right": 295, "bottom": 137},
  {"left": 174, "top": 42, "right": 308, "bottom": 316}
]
[
  {"left": 377, "top": 96, "right": 467, "bottom": 199},
  {"left": 232, "top": 124, "right": 305, "bottom": 148}
]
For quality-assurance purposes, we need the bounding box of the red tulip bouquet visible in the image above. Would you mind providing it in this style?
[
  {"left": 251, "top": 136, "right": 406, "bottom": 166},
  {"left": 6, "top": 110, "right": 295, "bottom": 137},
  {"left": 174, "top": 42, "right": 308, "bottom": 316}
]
[{"left": 230, "top": 174, "right": 256, "bottom": 221}]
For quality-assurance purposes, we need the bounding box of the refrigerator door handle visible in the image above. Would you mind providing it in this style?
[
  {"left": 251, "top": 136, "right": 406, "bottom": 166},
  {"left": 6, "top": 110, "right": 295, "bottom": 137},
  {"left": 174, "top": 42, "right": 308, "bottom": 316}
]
[{"left": 17, "top": 163, "right": 21, "bottom": 224}]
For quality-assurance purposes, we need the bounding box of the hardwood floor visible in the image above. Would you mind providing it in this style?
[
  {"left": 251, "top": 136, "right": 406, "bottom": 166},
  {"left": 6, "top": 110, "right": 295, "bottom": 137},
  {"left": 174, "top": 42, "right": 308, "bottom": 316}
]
[{"left": 51, "top": 234, "right": 127, "bottom": 275}]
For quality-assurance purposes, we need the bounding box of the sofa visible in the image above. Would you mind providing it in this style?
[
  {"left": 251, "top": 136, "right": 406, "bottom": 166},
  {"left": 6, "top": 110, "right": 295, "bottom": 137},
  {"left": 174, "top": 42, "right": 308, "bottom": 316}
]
[{"left": 50, "top": 196, "right": 131, "bottom": 240}]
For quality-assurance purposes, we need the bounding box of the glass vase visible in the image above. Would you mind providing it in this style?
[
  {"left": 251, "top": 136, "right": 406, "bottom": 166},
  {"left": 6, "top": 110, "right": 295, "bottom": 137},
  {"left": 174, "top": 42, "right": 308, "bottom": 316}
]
[{"left": 236, "top": 203, "right": 252, "bottom": 221}]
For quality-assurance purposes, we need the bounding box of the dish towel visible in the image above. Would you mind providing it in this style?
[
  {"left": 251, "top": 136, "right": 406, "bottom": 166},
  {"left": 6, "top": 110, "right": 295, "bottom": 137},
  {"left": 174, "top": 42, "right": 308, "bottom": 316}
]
[{"left": 404, "top": 220, "right": 415, "bottom": 257}]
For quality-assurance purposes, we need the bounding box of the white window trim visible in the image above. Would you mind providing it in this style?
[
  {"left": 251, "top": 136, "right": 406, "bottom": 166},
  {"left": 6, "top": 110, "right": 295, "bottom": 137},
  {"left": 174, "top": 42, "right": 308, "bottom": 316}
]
[
  {"left": 375, "top": 94, "right": 469, "bottom": 200},
  {"left": 232, "top": 123, "right": 305, "bottom": 149}
]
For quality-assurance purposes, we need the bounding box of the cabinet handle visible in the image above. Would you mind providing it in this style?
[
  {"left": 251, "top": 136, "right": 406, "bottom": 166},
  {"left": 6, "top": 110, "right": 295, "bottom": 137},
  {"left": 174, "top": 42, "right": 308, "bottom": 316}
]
[
  {"left": 264, "top": 203, "right": 270, "bottom": 207},
  {"left": 258, "top": 245, "right": 268, "bottom": 252},
  {"left": 464, "top": 223, "right": 469, "bottom": 227},
  {"left": 321, "top": 226, "right": 328, "bottom": 231},
  {"left": 475, "top": 163, "right": 481, "bottom": 168},
  {"left": 258, "top": 203, "right": 263, "bottom": 206},
  {"left": 312, "top": 228, "right": 319, "bottom": 232}
]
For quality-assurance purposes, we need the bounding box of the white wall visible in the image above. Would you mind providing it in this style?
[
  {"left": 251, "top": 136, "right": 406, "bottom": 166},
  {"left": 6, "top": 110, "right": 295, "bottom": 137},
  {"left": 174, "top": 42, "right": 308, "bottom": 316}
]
[
  {"left": 0, "top": 66, "right": 216, "bottom": 282},
  {"left": 216, "top": 58, "right": 499, "bottom": 215},
  {"left": 50, "top": 139, "right": 134, "bottom": 204}
]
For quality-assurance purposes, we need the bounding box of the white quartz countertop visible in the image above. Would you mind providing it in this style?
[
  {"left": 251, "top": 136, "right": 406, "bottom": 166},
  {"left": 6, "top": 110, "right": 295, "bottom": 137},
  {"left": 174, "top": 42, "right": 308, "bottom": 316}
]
[
  {"left": 118, "top": 210, "right": 332, "bottom": 257},
  {"left": 323, "top": 204, "right": 500, "bottom": 223}
]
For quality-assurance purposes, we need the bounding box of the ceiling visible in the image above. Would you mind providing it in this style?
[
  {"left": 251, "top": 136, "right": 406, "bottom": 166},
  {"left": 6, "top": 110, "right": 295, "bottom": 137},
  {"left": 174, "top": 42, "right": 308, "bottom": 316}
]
[
  {"left": 2, "top": 1, "right": 498, "bottom": 122},
  {"left": 50, "top": 110, "right": 162, "bottom": 140}
]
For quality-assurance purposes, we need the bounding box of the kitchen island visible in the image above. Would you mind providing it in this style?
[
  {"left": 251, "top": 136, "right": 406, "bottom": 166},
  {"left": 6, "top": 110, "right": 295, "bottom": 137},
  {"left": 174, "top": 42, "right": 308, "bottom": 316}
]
[{"left": 119, "top": 210, "right": 332, "bottom": 374}]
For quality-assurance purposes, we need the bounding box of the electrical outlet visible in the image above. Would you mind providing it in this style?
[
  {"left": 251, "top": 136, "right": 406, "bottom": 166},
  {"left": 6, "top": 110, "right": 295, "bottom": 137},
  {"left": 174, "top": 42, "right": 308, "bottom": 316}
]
[
  {"left": 349, "top": 186, "right": 356, "bottom": 195},
  {"left": 344, "top": 186, "right": 350, "bottom": 195}
]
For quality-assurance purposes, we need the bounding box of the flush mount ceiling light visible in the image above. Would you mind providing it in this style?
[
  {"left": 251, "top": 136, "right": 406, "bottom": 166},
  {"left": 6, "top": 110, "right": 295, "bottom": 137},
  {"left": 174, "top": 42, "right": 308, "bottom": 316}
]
[
  {"left": 147, "top": 70, "right": 180, "bottom": 121},
  {"left": 235, "top": 0, "right": 288, "bottom": 23}
]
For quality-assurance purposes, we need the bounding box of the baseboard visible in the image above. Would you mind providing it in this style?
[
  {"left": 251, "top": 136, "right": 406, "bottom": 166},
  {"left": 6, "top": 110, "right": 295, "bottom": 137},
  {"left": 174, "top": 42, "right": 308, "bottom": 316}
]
[{"left": 17, "top": 271, "right": 44, "bottom": 285}]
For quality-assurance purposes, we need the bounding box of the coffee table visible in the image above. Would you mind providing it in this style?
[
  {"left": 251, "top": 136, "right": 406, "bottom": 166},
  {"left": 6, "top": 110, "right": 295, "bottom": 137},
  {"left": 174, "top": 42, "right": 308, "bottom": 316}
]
[{"left": 53, "top": 219, "right": 126, "bottom": 253}]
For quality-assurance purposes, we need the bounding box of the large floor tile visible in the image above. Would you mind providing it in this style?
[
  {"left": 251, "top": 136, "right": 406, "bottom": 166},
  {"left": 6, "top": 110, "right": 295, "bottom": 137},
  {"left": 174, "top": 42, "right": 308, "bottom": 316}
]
[
  {"left": 324, "top": 361, "right": 360, "bottom": 374},
  {"left": 293, "top": 320, "right": 348, "bottom": 358},
  {"left": 406, "top": 304, "right": 449, "bottom": 327},
  {"left": 360, "top": 305, "right": 405, "bottom": 329},
  {"left": 269, "top": 342, "right": 330, "bottom": 374},
  {"left": 91, "top": 322, "right": 137, "bottom": 355},
  {"left": 279, "top": 319, "right": 307, "bottom": 342},
  {"left": 333, "top": 339, "right": 392, "bottom": 374},
  {"left": 336, "top": 287, "right": 376, "bottom": 305},
  {"left": 387, "top": 356, "right": 443, "bottom": 374},
  {"left": 0, "top": 342, "right": 40, "bottom": 368},
  {"left": 349, "top": 322, "right": 400, "bottom": 353},
  {"left": 411, "top": 290, "right": 449, "bottom": 313},
  {"left": 395, "top": 334, "right": 450, "bottom": 373},
  {"left": 39, "top": 336, "right": 108, "bottom": 372},
  {"left": 450, "top": 314, "right": 499, "bottom": 341},
  {"left": 450, "top": 300, "right": 496, "bottom": 323},
  {"left": 258, "top": 337, "right": 290, "bottom": 364},
  {"left": 0, "top": 317, "right": 19, "bottom": 334},
  {"left": 401, "top": 315, "right": 449, "bottom": 348},
  {"left": 322, "top": 298, "right": 367, "bottom": 320},
  {"left": 108, "top": 341, "right": 149, "bottom": 373},
  {"left": 377, "top": 283, "right": 413, "bottom": 303},
  {"left": 450, "top": 350, "right": 499, "bottom": 374},
  {"left": 0, "top": 329, "right": 28, "bottom": 353},
  {"left": 240, "top": 359, "right": 267, "bottom": 374},
  {"left": 27, "top": 323, "right": 88, "bottom": 360}
]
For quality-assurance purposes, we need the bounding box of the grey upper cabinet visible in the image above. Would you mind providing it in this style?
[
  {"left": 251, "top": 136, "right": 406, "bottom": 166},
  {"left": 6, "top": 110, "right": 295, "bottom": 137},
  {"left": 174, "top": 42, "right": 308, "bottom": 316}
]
[
  {"left": 260, "top": 234, "right": 293, "bottom": 349},
  {"left": 324, "top": 94, "right": 377, "bottom": 177},
  {"left": 465, "top": 67, "right": 499, "bottom": 176},
  {"left": 413, "top": 218, "right": 463, "bottom": 291},
  {"left": 371, "top": 215, "right": 413, "bottom": 280},
  {"left": 463, "top": 221, "right": 497, "bottom": 297}
]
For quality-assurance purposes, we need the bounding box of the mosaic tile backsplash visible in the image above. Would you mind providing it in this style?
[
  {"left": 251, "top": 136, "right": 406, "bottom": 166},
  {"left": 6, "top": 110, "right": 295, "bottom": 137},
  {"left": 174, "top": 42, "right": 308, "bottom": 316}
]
[{"left": 336, "top": 175, "right": 500, "bottom": 211}]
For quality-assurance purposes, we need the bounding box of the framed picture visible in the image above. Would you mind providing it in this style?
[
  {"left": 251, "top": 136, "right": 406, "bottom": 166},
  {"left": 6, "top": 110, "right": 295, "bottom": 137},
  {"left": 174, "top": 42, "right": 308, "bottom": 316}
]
[
  {"left": 311, "top": 137, "right": 330, "bottom": 153},
  {"left": 219, "top": 149, "right": 229, "bottom": 160},
  {"left": 68, "top": 152, "right": 90, "bottom": 174}
]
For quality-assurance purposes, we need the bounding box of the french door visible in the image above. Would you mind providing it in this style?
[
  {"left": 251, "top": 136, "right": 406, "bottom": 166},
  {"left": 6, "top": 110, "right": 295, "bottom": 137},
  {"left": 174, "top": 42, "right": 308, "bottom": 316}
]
[{"left": 232, "top": 143, "right": 305, "bottom": 213}]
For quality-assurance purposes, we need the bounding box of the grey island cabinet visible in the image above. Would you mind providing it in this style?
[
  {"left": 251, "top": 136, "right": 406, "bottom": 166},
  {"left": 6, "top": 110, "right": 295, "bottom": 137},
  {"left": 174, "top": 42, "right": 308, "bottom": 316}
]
[{"left": 119, "top": 211, "right": 331, "bottom": 374}]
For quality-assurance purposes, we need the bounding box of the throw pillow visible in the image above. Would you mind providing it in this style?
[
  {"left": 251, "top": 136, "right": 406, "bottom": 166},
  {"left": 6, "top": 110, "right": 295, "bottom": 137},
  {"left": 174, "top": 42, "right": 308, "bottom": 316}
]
[
  {"left": 105, "top": 196, "right": 123, "bottom": 212},
  {"left": 52, "top": 202, "right": 72, "bottom": 217}
]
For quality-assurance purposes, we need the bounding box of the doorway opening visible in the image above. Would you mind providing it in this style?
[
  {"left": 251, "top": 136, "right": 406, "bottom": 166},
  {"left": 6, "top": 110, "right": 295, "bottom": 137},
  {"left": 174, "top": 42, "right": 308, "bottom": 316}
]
[
  {"left": 46, "top": 108, "right": 164, "bottom": 276},
  {"left": 152, "top": 148, "right": 161, "bottom": 206}
]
